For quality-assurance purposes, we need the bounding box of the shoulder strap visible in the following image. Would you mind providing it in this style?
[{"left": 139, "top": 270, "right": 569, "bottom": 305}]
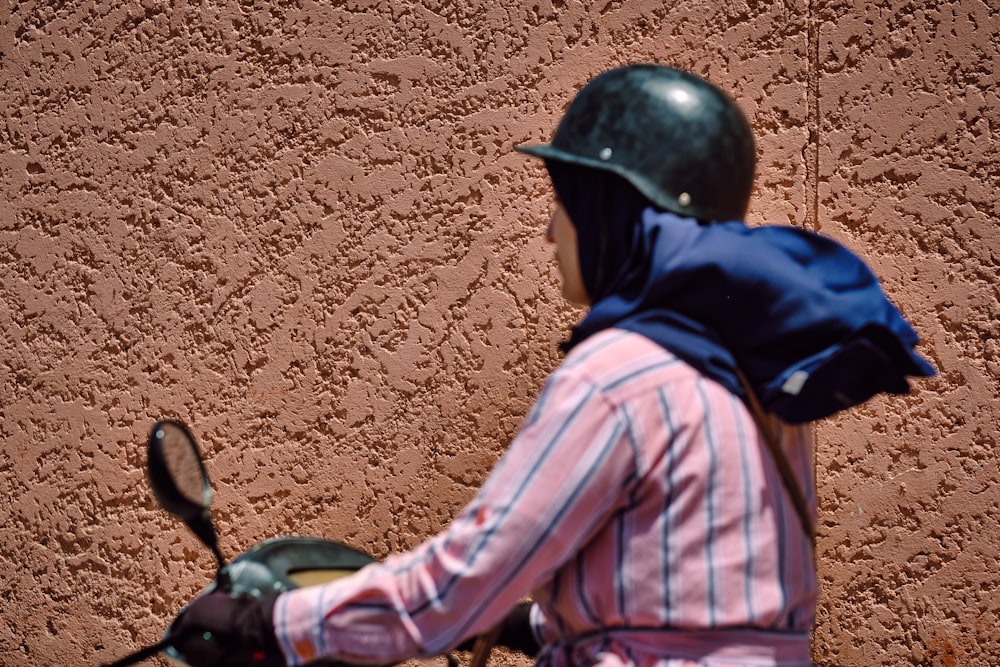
[
  {"left": 469, "top": 623, "right": 501, "bottom": 667},
  {"left": 737, "top": 370, "right": 816, "bottom": 546}
]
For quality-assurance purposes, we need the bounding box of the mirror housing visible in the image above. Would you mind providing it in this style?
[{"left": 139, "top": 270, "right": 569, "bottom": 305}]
[
  {"left": 148, "top": 420, "right": 211, "bottom": 516},
  {"left": 147, "top": 420, "right": 229, "bottom": 585}
]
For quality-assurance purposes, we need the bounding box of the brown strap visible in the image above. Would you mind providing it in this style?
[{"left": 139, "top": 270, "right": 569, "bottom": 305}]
[
  {"left": 469, "top": 622, "right": 501, "bottom": 667},
  {"left": 736, "top": 370, "right": 815, "bottom": 545}
]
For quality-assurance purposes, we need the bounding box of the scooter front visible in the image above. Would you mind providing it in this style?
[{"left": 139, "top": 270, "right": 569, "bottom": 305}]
[{"left": 97, "top": 421, "right": 375, "bottom": 667}]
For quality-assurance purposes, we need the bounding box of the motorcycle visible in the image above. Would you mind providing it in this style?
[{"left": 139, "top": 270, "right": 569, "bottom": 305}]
[{"left": 97, "top": 420, "right": 495, "bottom": 667}]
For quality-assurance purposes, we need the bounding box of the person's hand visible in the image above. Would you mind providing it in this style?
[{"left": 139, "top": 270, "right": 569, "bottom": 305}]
[{"left": 170, "top": 590, "right": 285, "bottom": 667}]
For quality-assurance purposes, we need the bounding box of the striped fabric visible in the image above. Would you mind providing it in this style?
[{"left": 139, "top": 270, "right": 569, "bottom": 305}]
[{"left": 274, "top": 329, "right": 817, "bottom": 666}]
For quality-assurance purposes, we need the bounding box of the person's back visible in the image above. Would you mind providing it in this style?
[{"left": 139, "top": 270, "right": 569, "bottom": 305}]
[{"left": 528, "top": 329, "right": 816, "bottom": 666}]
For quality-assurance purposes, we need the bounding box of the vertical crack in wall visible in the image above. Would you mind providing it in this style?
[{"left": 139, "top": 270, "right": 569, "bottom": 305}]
[
  {"left": 805, "top": 0, "right": 821, "bottom": 233},
  {"left": 805, "top": 0, "right": 822, "bottom": 486}
]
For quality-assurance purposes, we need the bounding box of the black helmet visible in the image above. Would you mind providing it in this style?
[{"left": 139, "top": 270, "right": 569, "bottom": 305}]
[{"left": 517, "top": 64, "right": 756, "bottom": 222}]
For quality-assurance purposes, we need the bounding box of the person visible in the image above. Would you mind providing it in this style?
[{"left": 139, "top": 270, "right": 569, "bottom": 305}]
[{"left": 171, "top": 64, "right": 934, "bottom": 667}]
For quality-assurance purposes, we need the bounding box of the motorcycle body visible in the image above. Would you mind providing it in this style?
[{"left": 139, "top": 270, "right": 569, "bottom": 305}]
[
  {"left": 162, "top": 535, "right": 376, "bottom": 665},
  {"left": 101, "top": 420, "right": 487, "bottom": 667},
  {"left": 99, "top": 421, "right": 376, "bottom": 667}
]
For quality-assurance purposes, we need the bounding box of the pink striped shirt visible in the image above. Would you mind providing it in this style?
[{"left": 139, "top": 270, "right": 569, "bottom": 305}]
[{"left": 274, "top": 329, "right": 817, "bottom": 666}]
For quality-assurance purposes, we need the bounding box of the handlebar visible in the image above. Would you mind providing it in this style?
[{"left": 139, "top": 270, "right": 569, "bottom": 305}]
[{"left": 97, "top": 635, "right": 176, "bottom": 667}]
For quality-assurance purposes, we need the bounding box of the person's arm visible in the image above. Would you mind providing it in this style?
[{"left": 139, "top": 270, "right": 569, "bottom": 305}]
[{"left": 274, "top": 365, "right": 640, "bottom": 665}]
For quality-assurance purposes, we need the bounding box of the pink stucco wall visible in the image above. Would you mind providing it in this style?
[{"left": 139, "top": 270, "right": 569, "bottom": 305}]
[{"left": 1, "top": 1, "right": 996, "bottom": 666}]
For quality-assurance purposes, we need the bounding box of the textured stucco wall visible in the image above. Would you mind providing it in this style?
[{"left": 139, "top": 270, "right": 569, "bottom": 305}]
[
  {"left": 810, "top": 2, "right": 999, "bottom": 664},
  {"left": 0, "top": 1, "right": 995, "bottom": 666}
]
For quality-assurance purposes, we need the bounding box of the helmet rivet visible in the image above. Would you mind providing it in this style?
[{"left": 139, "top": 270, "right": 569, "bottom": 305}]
[
  {"left": 599, "top": 147, "right": 613, "bottom": 160},
  {"left": 678, "top": 192, "right": 692, "bottom": 207}
]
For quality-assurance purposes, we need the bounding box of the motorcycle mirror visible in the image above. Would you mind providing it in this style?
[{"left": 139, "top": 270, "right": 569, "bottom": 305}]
[
  {"left": 148, "top": 420, "right": 211, "bottom": 513},
  {"left": 147, "top": 420, "right": 229, "bottom": 586}
]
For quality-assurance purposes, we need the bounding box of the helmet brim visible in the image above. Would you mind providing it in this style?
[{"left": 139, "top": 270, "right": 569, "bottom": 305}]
[
  {"left": 515, "top": 142, "right": 686, "bottom": 217},
  {"left": 517, "top": 141, "right": 638, "bottom": 174},
  {"left": 514, "top": 142, "right": 560, "bottom": 159}
]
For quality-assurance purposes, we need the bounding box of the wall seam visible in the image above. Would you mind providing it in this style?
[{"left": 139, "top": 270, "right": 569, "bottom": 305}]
[
  {"left": 805, "top": 0, "right": 821, "bottom": 233},
  {"left": 805, "top": 0, "right": 822, "bottom": 502}
]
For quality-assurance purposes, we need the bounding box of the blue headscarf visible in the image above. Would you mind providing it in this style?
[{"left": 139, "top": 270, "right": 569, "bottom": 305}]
[{"left": 547, "top": 162, "right": 935, "bottom": 424}]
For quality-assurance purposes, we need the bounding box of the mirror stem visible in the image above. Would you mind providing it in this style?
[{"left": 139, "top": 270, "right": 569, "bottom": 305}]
[{"left": 213, "top": 548, "right": 231, "bottom": 592}]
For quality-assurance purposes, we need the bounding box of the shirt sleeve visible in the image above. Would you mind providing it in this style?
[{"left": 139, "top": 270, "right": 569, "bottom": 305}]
[{"left": 273, "top": 365, "right": 639, "bottom": 665}]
